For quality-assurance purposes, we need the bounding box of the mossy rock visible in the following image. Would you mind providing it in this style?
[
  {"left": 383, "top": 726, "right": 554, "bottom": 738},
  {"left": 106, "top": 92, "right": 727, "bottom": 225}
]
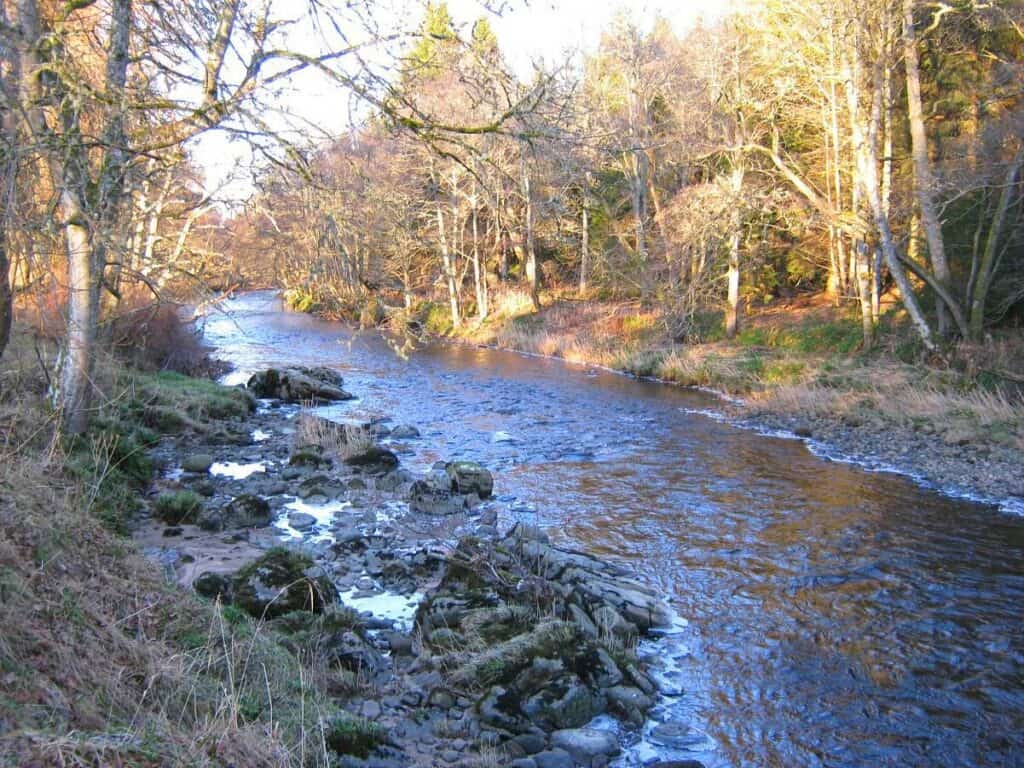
[
  {"left": 232, "top": 548, "right": 338, "bottom": 619},
  {"left": 445, "top": 461, "right": 493, "bottom": 499},
  {"left": 289, "top": 449, "right": 330, "bottom": 468},
  {"left": 325, "top": 713, "right": 385, "bottom": 758},
  {"left": 153, "top": 490, "right": 204, "bottom": 524},
  {"left": 182, "top": 453, "right": 214, "bottom": 473}
]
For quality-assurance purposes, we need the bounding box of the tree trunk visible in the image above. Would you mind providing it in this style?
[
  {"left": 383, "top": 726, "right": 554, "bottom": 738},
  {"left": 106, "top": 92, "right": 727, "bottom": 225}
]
[
  {"left": 844, "top": 44, "right": 936, "bottom": 351},
  {"left": 725, "top": 165, "right": 744, "bottom": 338},
  {"left": 521, "top": 157, "right": 540, "bottom": 311},
  {"left": 0, "top": 230, "right": 10, "bottom": 362},
  {"left": 579, "top": 189, "right": 590, "bottom": 295},
  {"left": 856, "top": 241, "right": 874, "bottom": 348},
  {"left": 903, "top": 0, "right": 956, "bottom": 338},
  {"left": 436, "top": 202, "right": 460, "bottom": 329},
  {"left": 470, "top": 184, "right": 486, "bottom": 321},
  {"left": 969, "top": 147, "right": 1024, "bottom": 340}
]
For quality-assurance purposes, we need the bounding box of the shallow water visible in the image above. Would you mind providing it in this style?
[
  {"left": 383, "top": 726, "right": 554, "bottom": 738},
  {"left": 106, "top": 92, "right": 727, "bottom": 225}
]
[{"left": 202, "top": 292, "right": 1024, "bottom": 767}]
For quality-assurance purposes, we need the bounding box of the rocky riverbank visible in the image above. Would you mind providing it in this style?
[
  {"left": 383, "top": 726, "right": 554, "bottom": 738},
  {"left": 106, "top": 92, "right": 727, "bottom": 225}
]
[
  {"left": 135, "top": 366, "right": 687, "bottom": 768},
  {"left": 726, "top": 406, "right": 1024, "bottom": 514}
]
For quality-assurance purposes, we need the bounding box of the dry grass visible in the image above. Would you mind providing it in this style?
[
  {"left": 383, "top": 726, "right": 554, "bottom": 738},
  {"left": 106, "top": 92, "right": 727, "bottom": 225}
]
[
  {"left": 0, "top": 330, "right": 346, "bottom": 767},
  {"left": 294, "top": 411, "right": 372, "bottom": 461}
]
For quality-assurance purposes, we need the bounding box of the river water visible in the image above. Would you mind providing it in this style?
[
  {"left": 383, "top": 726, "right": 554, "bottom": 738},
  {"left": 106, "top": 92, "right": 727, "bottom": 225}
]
[{"left": 202, "top": 291, "right": 1024, "bottom": 768}]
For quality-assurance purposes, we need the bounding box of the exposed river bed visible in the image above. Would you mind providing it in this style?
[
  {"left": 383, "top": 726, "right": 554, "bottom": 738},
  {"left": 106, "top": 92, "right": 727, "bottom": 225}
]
[{"left": 201, "top": 292, "right": 1024, "bottom": 768}]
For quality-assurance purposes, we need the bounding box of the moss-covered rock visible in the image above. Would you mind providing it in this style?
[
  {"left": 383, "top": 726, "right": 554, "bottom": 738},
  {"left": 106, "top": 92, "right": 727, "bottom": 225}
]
[
  {"left": 182, "top": 453, "right": 214, "bottom": 473},
  {"left": 446, "top": 460, "right": 493, "bottom": 498},
  {"left": 232, "top": 548, "right": 338, "bottom": 619},
  {"left": 325, "top": 713, "right": 385, "bottom": 758}
]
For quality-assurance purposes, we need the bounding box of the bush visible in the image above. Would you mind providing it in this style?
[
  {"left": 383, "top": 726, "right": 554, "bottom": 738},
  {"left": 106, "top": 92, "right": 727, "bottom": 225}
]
[
  {"left": 153, "top": 491, "right": 203, "bottom": 524},
  {"left": 109, "top": 299, "right": 224, "bottom": 376},
  {"left": 325, "top": 714, "right": 385, "bottom": 758}
]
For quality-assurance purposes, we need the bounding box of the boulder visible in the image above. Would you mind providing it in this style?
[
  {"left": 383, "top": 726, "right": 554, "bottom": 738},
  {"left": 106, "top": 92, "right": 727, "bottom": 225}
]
[
  {"left": 445, "top": 461, "right": 493, "bottom": 499},
  {"left": 182, "top": 453, "right": 214, "bottom": 474},
  {"left": 246, "top": 367, "right": 354, "bottom": 403},
  {"left": 390, "top": 424, "right": 421, "bottom": 439},
  {"left": 408, "top": 480, "right": 466, "bottom": 516},
  {"left": 232, "top": 548, "right": 337, "bottom": 619},
  {"left": 200, "top": 493, "right": 272, "bottom": 531},
  {"left": 193, "top": 571, "right": 233, "bottom": 602},
  {"left": 551, "top": 728, "right": 620, "bottom": 765},
  {"left": 288, "top": 511, "right": 317, "bottom": 531},
  {"left": 344, "top": 446, "right": 399, "bottom": 475}
]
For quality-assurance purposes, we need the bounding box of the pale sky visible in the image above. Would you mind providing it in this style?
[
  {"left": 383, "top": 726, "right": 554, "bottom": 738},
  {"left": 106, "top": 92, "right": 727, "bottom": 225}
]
[{"left": 189, "top": 0, "right": 728, "bottom": 204}]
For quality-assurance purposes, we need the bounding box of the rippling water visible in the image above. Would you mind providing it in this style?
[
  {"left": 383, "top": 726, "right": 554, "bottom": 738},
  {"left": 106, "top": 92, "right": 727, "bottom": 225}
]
[{"left": 202, "top": 292, "right": 1024, "bottom": 768}]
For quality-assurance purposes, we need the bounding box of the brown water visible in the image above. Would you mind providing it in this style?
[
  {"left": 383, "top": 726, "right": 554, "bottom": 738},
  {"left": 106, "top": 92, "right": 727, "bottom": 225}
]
[{"left": 204, "top": 292, "right": 1024, "bottom": 768}]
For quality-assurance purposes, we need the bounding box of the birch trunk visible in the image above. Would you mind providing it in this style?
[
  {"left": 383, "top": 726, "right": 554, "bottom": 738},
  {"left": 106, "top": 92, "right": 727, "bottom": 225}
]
[{"left": 903, "top": 0, "right": 957, "bottom": 338}]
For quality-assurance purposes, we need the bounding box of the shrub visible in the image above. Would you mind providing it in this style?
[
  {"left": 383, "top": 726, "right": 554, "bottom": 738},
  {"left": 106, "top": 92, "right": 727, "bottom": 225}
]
[{"left": 153, "top": 491, "right": 203, "bottom": 525}]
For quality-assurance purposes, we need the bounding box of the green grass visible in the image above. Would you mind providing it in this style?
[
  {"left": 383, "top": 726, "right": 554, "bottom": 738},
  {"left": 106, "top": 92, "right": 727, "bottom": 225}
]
[
  {"left": 153, "top": 490, "right": 204, "bottom": 525},
  {"left": 735, "top": 318, "right": 863, "bottom": 354}
]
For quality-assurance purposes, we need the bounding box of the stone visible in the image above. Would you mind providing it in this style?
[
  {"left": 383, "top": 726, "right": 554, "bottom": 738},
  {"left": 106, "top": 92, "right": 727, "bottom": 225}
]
[
  {"left": 193, "top": 571, "right": 233, "bottom": 602},
  {"left": 533, "top": 749, "right": 574, "bottom": 768},
  {"left": 512, "top": 733, "right": 547, "bottom": 755},
  {"left": 551, "top": 728, "right": 620, "bottom": 765},
  {"left": 390, "top": 424, "right": 421, "bottom": 439},
  {"left": 288, "top": 512, "right": 317, "bottom": 531},
  {"left": 510, "top": 760, "right": 537, "bottom": 768},
  {"left": 606, "top": 685, "right": 652, "bottom": 725},
  {"left": 386, "top": 632, "right": 414, "bottom": 656},
  {"left": 648, "top": 721, "right": 707, "bottom": 751},
  {"left": 361, "top": 700, "right": 382, "bottom": 720},
  {"left": 344, "top": 446, "right": 399, "bottom": 475},
  {"left": 408, "top": 480, "right": 465, "bottom": 516},
  {"left": 246, "top": 367, "right": 355, "bottom": 403},
  {"left": 200, "top": 493, "right": 272, "bottom": 531},
  {"left": 429, "top": 690, "right": 456, "bottom": 709},
  {"left": 523, "top": 678, "right": 604, "bottom": 730},
  {"left": 232, "top": 548, "right": 338, "bottom": 619},
  {"left": 445, "top": 461, "right": 493, "bottom": 499},
  {"left": 182, "top": 453, "right": 214, "bottom": 473}
]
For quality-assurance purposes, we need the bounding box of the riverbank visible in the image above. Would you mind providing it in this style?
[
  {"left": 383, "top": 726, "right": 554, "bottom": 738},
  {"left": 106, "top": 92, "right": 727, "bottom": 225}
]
[
  {"left": 0, "top": 329, "right": 681, "bottom": 767},
  {"left": 431, "top": 289, "right": 1024, "bottom": 512}
]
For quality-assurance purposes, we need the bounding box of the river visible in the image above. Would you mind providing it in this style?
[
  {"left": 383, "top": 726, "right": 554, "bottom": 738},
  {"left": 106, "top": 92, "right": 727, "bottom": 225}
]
[{"left": 202, "top": 291, "right": 1024, "bottom": 768}]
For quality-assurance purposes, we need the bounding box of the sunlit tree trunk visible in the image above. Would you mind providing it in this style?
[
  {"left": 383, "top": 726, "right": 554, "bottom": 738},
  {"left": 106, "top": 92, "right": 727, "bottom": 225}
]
[
  {"left": 521, "top": 155, "right": 540, "bottom": 310},
  {"left": 903, "top": 0, "right": 957, "bottom": 338},
  {"left": 579, "top": 183, "right": 590, "bottom": 295},
  {"left": 725, "top": 164, "right": 744, "bottom": 339},
  {"left": 436, "top": 201, "right": 460, "bottom": 329}
]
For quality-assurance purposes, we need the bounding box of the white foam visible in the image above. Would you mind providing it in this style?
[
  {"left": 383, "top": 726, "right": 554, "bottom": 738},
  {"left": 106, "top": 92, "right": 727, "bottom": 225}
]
[
  {"left": 252, "top": 428, "right": 271, "bottom": 442},
  {"left": 210, "top": 461, "right": 266, "bottom": 479},
  {"left": 275, "top": 497, "right": 351, "bottom": 541}
]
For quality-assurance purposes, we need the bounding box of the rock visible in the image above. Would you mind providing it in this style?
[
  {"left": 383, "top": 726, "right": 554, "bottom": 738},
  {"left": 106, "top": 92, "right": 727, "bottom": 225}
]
[
  {"left": 512, "top": 733, "right": 547, "bottom": 755},
  {"left": 793, "top": 424, "right": 813, "bottom": 438},
  {"left": 390, "top": 424, "right": 420, "bottom": 439},
  {"left": 246, "top": 367, "right": 355, "bottom": 403},
  {"left": 523, "top": 678, "right": 604, "bottom": 730},
  {"left": 193, "top": 571, "right": 233, "bottom": 602},
  {"left": 386, "top": 632, "right": 414, "bottom": 656},
  {"left": 510, "top": 760, "right": 538, "bottom": 768},
  {"left": 408, "top": 480, "right": 465, "bottom": 516},
  {"left": 648, "top": 721, "right": 707, "bottom": 751},
  {"left": 322, "top": 630, "right": 389, "bottom": 677},
  {"left": 289, "top": 511, "right": 317, "bottom": 531},
  {"left": 445, "top": 461, "right": 493, "bottom": 499},
  {"left": 344, "top": 446, "right": 399, "bottom": 475},
  {"left": 605, "top": 685, "right": 652, "bottom": 725},
  {"left": 533, "top": 749, "right": 574, "bottom": 768},
  {"left": 200, "top": 493, "right": 272, "bottom": 531},
  {"left": 361, "top": 700, "right": 382, "bottom": 720},
  {"left": 551, "top": 728, "right": 620, "bottom": 765},
  {"left": 506, "top": 522, "right": 549, "bottom": 544},
  {"left": 648, "top": 762, "right": 706, "bottom": 768},
  {"left": 429, "top": 690, "right": 455, "bottom": 709},
  {"left": 182, "top": 453, "right": 214, "bottom": 473},
  {"left": 232, "top": 548, "right": 338, "bottom": 619}
]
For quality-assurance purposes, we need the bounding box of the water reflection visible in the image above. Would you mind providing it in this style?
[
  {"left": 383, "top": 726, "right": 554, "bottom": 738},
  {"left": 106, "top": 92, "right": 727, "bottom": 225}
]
[{"left": 202, "top": 292, "right": 1024, "bottom": 767}]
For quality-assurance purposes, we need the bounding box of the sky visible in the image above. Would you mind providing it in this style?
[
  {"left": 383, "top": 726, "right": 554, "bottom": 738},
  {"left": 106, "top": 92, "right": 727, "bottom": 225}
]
[{"left": 189, "top": 0, "right": 729, "bottom": 204}]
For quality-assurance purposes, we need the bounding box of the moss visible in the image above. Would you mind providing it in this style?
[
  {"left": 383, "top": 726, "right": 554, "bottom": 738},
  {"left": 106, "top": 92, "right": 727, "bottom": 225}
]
[
  {"left": 153, "top": 490, "right": 203, "bottom": 524},
  {"left": 289, "top": 448, "right": 328, "bottom": 467},
  {"left": 325, "top": 713, "right": 385, "bottom": 758}
]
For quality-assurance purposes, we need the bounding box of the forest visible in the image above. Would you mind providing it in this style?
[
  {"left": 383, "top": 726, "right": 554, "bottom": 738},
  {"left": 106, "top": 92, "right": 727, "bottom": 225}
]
[{"left": 1, "top": 0, "right": 1023, "bottom": 436}]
